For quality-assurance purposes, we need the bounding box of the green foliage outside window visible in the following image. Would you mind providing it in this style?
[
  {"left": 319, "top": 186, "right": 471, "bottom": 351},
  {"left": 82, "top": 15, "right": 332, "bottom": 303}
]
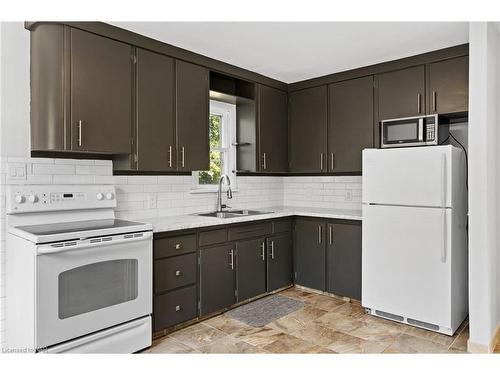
[{"left": 199, "top": 114, "right": 223, "bottom": 184}]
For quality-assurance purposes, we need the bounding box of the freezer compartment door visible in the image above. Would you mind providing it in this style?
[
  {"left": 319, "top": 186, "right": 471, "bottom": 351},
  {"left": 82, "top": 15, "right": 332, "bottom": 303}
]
[
  {"left": 362, "top": 204, "right": 452, "bottom": 329},
  {"left": 362, "top": 146, "right": 453, "bottom": 207}
]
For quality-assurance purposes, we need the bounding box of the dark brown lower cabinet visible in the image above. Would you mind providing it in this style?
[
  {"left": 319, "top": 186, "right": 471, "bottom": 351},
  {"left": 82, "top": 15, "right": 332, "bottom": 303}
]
[
  {"left": 267, "top": 233, "right": 293, "bottom": 292},
  {"left": 294, "top": 219, "right": 326, "bottom": 291},
  {"left": 199, "top": 244, "right": 235, "bottom": 316},
  {"left": 326, "top": 221, "right": 362, "bottom": 300},
  {"left": 154, "top": 286, "right": 197, "bottom": 331},
  {"left": 236, "top": 237, "right": 267, "bottom": 302}
]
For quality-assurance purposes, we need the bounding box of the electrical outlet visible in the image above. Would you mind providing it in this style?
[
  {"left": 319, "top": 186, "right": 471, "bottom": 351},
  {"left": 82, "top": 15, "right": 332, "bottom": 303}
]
[
  {"left": 345, "top": 190, "right": 352, "bottom": 201},
  {"left": 146, "top": 195, "right": 157, "bottom": 209},
  {"left": 7, "top": 163, "right": 26, "bottom": 181}
]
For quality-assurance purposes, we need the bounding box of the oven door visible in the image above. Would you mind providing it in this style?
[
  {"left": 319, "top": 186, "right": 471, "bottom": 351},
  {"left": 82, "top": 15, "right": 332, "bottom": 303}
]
[
  {"left": 381, "top": 117, "right": 424, "bottom": 148},
  {"left": 35, "top": 231, "right": 152, "bottom": 349}
]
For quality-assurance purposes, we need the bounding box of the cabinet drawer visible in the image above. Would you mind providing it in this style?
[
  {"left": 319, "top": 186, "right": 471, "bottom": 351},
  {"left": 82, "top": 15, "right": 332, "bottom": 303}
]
[
  {"left": 273, "top": 219, "right": 292, "bottom": 234},
  {"left": 228, "top": 222, "right": 272, "bottom": 241},
  {"left": 154, "top": 253, "right": 197, "bottom": 293},
  {"left": 154, "top": 286, "right": 197, "bottom": 331},
  {"left": 154, "top": 234, "right": 196, "bottom": 259},
  {"left": 199, "top": 228, "right": 228, "bottom": 247}
]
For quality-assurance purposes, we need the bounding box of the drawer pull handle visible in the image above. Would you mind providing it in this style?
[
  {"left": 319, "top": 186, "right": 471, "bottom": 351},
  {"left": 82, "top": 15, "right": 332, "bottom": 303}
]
[
  {"left": 175, "top": 305, "right": 181, "bottom": 312},
  {"left": 174, "top": 243, "right": 182, "bottom": 250},
  {"left": 260, "top": 242, "right": 265, "bottom": 261},
  {"left": 175, "top": 270, "right": 182, "bottom": 277}
]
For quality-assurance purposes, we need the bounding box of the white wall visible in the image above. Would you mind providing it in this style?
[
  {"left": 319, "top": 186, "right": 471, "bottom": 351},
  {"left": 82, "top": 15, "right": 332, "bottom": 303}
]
[{"left": 467, "top": 22, "right": 500, "bottom": 352}]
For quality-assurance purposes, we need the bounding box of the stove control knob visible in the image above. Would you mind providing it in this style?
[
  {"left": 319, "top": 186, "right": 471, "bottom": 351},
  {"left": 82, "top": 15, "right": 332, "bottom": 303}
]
[
  {"left": 27, "top": 194, "right": 38, "bottom": 203},
  {"left": 14, "top": 194, "right": 25, "bottom": 204},
  {"left": 105, "top": 192, "right": 114, "bottom": 200},
  {"left": 96, "top": 193, "right": 104, "bottom": 201}
]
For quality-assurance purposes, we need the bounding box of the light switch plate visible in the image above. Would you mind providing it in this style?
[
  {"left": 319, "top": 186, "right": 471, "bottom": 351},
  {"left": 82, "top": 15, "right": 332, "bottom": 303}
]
[
  {"left": 146, "top": 195, "right": 157, "bottom": 209},
  {"left": 345, "top": 190, "right": 352, "bottom": 201},
  {"left": 7, "top": 163, "right": 26, "bottom": 180}
]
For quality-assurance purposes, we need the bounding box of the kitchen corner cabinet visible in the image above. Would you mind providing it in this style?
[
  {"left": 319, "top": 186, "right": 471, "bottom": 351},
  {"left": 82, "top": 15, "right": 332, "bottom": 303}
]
[
  {"left": 135, "top": 48, "right": 176, "bottom": 171},
  {"left": 294, "top": 218, "right": 362, "bottom": 300},
  {"left": 236, "top": 237, "right": 267, "bottom": 302},
  {"left": 326, "top": 221, "right": 362, "bottom": 300},
  {"left": 199, "top": 244, "right": 236, "bottom": 316},
  {"left": 289, "top": 86, "right": 328, "bottom": 173},
  {"left": 258, "top": 85, "right": 288, "bottom": 172},
  {"left": 294, "top": 219, "right": 326, "bottom": 290},
  {"left": 328, "top": 76, "right": 374, "bottom": 173},
  {"left": 70, "top": 28, "right": 132, "bottom": 153},
  {"left": 427, "top": 56, "right": 469, "bottom": 115},
  {"left": 376, "top": 65, "right": 426, "bottom": 120},
  {"left": 176, "top": 60, "right": 210, "bottom": 171}
]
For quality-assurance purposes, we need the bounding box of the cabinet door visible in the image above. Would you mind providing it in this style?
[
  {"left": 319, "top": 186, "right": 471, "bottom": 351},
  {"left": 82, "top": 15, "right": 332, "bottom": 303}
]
[
  {"left": 70, "top": 28, "right": 132, "bottom": 153},
  {"left": 267, "top": 232, "right": 293, "bottom": 292},
  {"left": 199, "top": 244, "right": 235, "bottom": 316},
  {"left": 294, "top": 219, "right": 326, "bottom": 291},
  {"left": 236, "top": 238, "right": 267, "bottom": 302},
  {"left": 289, "top": 86, "right": 328, "bottom": 172},
  {"left": 258, "top": 85, "right": 288, "bottom": 172},
  {"left": 326, "top": 222, "right": 362, "bottom": 300},
  {"left": 176, "top": 60, "right": 210, "bottom": 171},
  {"left": 428, "top": 56, "right": 469, "bottom": 115},
  {"left": 377, "top": 65, "right": 425, "bottom": 120},
  {"left": 136, "top": 49, "right": 175, "bottom": 171},
  {"left": 328, "top": 76, "right": 374, "bottom": 173}
]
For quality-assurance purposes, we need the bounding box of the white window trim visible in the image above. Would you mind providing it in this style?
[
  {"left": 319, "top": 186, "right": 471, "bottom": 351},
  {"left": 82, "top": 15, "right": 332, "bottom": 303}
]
[{"left": 191, "top": 100, "right": 238, "bottom": 193}]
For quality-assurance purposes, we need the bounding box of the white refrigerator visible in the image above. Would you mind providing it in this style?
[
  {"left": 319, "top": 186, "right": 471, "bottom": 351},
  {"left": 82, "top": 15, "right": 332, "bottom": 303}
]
[{"left": 362, "top": 145, "right": 468, "bottom": 335}]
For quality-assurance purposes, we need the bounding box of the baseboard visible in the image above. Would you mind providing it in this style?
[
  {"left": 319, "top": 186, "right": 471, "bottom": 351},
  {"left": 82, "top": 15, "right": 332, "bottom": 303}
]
[{"left": 467, "top": 323, "right": 500, "bottom": 353}]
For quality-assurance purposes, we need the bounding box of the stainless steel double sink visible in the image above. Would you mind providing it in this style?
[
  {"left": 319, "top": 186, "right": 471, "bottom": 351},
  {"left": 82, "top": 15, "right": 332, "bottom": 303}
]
[{"left": 196, "top": 209, "right": 272, "bottom": 219}]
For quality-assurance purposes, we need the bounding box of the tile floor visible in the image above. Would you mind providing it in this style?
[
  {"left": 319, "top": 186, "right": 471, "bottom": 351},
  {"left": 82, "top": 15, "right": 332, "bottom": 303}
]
[{"left": 144, "top": 287, "right": 473, "bottom": 354}]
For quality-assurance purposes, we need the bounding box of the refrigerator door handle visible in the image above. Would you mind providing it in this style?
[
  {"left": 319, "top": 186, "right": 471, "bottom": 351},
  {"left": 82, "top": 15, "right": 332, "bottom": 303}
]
[
  {"left": 441, "top": 209, "right": 447, "bottom": 263},
  {"left": 440, "top": 153, "right": 447, "bottom": 207}
]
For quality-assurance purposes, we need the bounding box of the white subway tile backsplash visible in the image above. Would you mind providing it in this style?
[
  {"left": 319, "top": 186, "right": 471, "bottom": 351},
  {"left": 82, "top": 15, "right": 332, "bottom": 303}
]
[
  {"left": 53, "top": 175, "right": 94, "bottom": 184},
  {"left": 32, "top": 163, "right": 75, "bottom": 175},
  {"left": 75, "top": 165, "right": 112, "bottom": 176}
]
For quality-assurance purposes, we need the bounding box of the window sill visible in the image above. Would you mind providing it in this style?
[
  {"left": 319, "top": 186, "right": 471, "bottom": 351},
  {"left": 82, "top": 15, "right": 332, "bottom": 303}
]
[{"left": 189, "top": 188, "right": 239, "bottom": 195}]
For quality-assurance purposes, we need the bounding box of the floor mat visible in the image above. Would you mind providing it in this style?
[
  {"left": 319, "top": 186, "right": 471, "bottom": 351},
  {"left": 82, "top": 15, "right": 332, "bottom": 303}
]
[{"left": 226, "top": 294, "right": 305, "bottom": 327}]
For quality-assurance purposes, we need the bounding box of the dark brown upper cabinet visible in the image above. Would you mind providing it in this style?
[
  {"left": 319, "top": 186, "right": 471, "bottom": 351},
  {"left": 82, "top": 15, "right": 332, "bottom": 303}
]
[
  {"left": 376, "top": 65, "right": 425, "bottom": 121},
  {"left": 70, "top": 28, "right": 132, "bottom": 154},
  {"left": 135, "top": 48, "right": 176, "bottom": 171},
  {"left": 289, "top": 86, "right": 328, "bottom": 173},
  {"left": 176, "top": 60, "right": 210, "bottom": 171},
  {"left": 328, "top": 76, "right": 374, "bottom": 173},
  {"left": 258, "top": 85, "right": 288, "bottom": 172},
  {"left": 427, "top": 56, "right": 469, "bottom": 115}
]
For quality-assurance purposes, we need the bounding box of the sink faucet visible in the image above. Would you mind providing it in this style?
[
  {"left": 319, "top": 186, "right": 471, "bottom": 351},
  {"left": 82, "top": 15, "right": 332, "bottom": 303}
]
[{"left": 217, "top": 174, "right": 233, "bottom": 212}]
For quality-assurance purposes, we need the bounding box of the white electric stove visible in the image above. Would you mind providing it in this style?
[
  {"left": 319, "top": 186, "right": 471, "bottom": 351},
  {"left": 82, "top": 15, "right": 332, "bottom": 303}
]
[{"left": 5, "top": 185, "right": 153, "bottom": 353}]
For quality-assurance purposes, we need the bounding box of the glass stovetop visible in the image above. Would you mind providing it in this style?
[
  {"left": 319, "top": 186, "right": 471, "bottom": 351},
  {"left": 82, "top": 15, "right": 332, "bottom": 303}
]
[{"left": 15, "top": 219, "right": 146, "bottom": 236}]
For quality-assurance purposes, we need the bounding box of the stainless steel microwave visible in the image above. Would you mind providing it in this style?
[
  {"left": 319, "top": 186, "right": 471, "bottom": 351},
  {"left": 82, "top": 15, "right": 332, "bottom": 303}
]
[{"left": 380, "top": 114, "right": 449, "bottom": 148}]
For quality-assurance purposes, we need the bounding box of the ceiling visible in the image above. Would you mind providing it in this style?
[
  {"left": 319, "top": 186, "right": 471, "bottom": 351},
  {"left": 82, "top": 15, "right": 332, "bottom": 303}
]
[{"left": 111, "top": 22, "right": 469, "bottom": 83}]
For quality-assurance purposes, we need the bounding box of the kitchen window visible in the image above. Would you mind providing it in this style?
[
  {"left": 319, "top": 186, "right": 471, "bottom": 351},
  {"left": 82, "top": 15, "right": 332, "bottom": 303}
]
[{"left": 192, "top": 100, "right": 237, "bottom": 191}]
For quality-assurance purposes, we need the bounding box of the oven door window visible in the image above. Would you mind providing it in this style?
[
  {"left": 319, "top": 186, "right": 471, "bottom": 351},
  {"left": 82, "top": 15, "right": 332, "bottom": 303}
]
[
  {"left": 383, "top": 119, "right": 420, "bottom": 144},
  {"left": 58, "top": 259, "right": 138, "bottom": 319}
]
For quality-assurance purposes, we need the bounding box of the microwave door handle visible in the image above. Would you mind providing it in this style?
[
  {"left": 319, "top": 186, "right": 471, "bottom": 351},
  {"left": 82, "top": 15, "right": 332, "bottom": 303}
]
[
  {"left": 37, "top": 231, "right": 153, "bottom": 255},
  {"left": 418, "top": 118, "right": 424, "bottom": 141}
]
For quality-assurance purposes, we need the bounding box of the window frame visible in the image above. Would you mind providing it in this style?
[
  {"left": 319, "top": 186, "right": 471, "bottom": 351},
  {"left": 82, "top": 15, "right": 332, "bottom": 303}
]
[{"left": 191, "top": 99, "right": 237, "bottom": 193}]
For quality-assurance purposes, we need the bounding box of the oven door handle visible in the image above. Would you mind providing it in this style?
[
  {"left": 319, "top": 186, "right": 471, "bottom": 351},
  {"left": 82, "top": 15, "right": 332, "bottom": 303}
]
[{"left": 37, "top": 231, "right": 153, "bottom": 255}]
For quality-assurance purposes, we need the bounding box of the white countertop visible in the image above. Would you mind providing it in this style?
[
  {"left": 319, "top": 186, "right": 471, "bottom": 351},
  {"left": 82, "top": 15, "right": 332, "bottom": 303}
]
[{"left": 143, "top": 206, "right": 362, "bottom": 233}]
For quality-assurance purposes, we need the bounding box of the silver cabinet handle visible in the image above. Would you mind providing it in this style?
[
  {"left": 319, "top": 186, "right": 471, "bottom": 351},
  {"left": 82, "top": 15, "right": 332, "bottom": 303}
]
[
  {"left": 168, "top": 145, "right": 173, "bottom": 168},
  {"left": 417, "top": 93, "right": 422, "bottom": 114},
  {"left": 270, "top": 241, "right": 275, "bottom": 259},
  {"left": 329, "top": 225, "right": 333, "bottom": 245},
  {"left": 318, "top": 225, "right": 322, "bottom": 244},
  {"left": 175, "top": 270, "right": 182, "bottom": 277},
  {"left": 433, "top": 91, "right": 437, "bottom": 112},
  {"left": 262, "top": 153, "right": 267, "bottom": 170},
  {"left": 181, "top": 147, "right": 185, "bottom": 168},
  {"left": 330, "top": 153, "right": 335, "bottom": 171},
  {"left": 174, "top": 243, "right": 182, "bottom": 250},
  {"left": 229, "top": 249, "right": 234, "bottom": 270},
  {"left": 260, "top": 242, "right": 265, "bottom": 261},
  {"left": 320, "top": 153, "right": 324, "bottom": 171},
  {"left": 175, "top": 305, "right": 181, "bottom": 312},
  {"left": 77, "top": 120, "right": 83, "bottom": 147}
]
